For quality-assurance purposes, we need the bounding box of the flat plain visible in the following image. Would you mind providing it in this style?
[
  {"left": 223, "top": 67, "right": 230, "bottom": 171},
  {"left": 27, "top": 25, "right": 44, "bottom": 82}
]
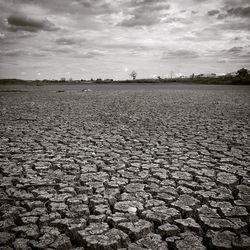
[{"left": 0, "top": 83, "right": 250, "bottom": 249}]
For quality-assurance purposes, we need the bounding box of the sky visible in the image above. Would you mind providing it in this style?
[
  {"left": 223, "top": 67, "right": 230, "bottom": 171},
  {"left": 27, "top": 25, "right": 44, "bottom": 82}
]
[{"left": 0, "top": 0, "right": 250, "bottom": 80}]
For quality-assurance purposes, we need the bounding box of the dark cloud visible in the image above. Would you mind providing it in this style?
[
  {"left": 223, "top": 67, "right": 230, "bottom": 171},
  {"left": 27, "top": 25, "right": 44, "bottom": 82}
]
[
  {"left": 75, "top": 0, "right": 115, "bottom": 15},
  {"left": 71, "top": 50, "right": 106, "bottom": 58},
  {"left": 7, "top": 13, "right": 59, "bottom": 32},
  {"left": 82, "top": 51, "right": 105, "bottom": 58},
  {"left": 221, "top": 21, "right": 250, "bottom": 31},
  {"left": 119, "top": 0, "right": 170, "bottom": 27},
  {"left": 226, "top": 6, "right": 250, "bottom": 18},
  {"left": 207, "top": 10, "right": 220, "bottom": 16},
  {"left": 228, "top": 46, "right": 243, "bottom": 53},
  {"left": 217, "top": 46, "right": 250, "bottom": 62},
  {"left": 162, "top": 49, "right": 199, "bottom": 59},
  {"left": 232, "top": 36, "right": 241, "bottom": 41},
  {"left": 0, "top": 48, "right": 49, "bottom": 58},
  {"left": 120, "top": 14, "right": 160, "bottom": 27},
  {"left": 0, "top": 49, "right": 26, "bottom": 57},
  {"left": 41, "top": 45, "right": 105, "bottom": 58},
  {"left": 163, "top": 17, "right": 184, "bottom": 24},
  {"left": 217, "top": 6, "right": 250, "bottom": 20},
  {"left": 131, "top": 0, "right": 170, "bottom": 13},
  {"left": 55, "top": 37, "right": 84, "bottom": 46},
  {"left": 223, "top": 0, "right": 250, "bottom": 7},
  {"left": 42, "top": 46, "right": 74, "bottom": 54}
]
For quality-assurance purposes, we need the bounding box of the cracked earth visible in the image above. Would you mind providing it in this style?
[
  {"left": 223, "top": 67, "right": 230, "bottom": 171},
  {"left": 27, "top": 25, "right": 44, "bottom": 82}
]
[{"left": 0, "top": 84, "right": 249, "bottom": 249}]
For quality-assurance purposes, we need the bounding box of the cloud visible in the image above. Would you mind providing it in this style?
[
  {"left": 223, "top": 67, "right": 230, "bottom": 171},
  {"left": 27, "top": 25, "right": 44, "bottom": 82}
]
[
  {"left": 83, "top": 50, "right": 105, "bottom": 58},
  {"left": 228, "top": 46, "right": 243, "bottom": 54},
  {"left": 42, "top": 46, "right": 74, "bottom": 54},
  {"left": 0, "top": 0, "right": 250, "bottom": 79},
  {"left": 216, "top": 6, "right": 250, "bottom": 20},
  {"left": 72, "top": 50, "right": 106, "bottom": 58},
  {"left": 0, "top": 33, "right": 6, "bottom": 39},
  {"left": 42, "top": 45, "right": 105, "bottom": 58},
  {"left": 74, "top": 0, "right": 116, "bottom": 15},
  {"left": 223, "top": 0, "right": 250, "bottom": 7},
  {"left": 7, "top": 13, "right": 59, "bottom": 32},
  {"left": 55, "top": 37, "right": 84, "bottom": 46},
  {"left": 120, "top": 14, "right": 161, "bottom": 27},
  {"left": 119, "top": 0, "right": 170, "bottom": 27},
  {"left": 220, "top": 21, "right": 250, "bottom": 31},
  {"left": 0, "top": 49, "right": 27, "bottom": 57},
  {"left": 0, "top": 48, "right": 49, "bottom": 58},
  {"left": 217, "top": 46, "right": 250, "bottom": 62},
  {"left": 226, "top": 6, "right": 250, "bottom": 18},
  {"left": 207, "top": 10, "right": 220, "bottom": 16},
  {"left": 162, "top": 49, "right": 199, "bottom": 59}
]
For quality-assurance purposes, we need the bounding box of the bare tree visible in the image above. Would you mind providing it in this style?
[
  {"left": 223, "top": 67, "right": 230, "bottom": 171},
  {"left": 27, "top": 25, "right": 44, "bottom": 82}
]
[{"left": 130, "top": 70, "right": 137, "bottom": 80}]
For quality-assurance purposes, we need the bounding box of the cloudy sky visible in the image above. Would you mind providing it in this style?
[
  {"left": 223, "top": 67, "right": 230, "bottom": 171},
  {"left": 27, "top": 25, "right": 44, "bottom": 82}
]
[{"left": 0, "top": 0, "right": 250, "bottom": 80}]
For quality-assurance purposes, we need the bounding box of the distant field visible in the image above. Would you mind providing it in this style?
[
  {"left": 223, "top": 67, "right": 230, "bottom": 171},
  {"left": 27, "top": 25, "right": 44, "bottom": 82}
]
[{"left": 0, "top": 83, "right": 250, "bottom": 249}]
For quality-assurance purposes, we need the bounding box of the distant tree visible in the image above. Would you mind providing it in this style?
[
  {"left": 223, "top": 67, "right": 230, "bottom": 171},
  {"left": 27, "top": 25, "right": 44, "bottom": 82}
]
[
  {"left": 130, "top": 70, "right": 137, "bottom": 80},
  {"left": 237, "top": 68, "right": 249, "bottom": 78}
]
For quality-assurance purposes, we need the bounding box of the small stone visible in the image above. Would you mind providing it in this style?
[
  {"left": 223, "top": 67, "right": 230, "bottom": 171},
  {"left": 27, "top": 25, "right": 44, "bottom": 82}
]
[
  {"left": 114, "top": 201, "right": 144, "bottom": 213},
  {"left": 135, "top": 233, "right": 168, "bottom": 249},
  {"left": 171, "top": 171, "right": 193, "bottom": 181},
  {"left": 0, "top": 218, "right": 16, "bottom": 231},
  {"left": 155, "top": 193, "right": 176, "bottom": 204},
  {"left": 39, "top": 212, "right": 61, "bottom": 227},
  {"left": 12, "top": 224, "right": 39, "bottom": 239},
  {"left": 13, "top": 238, "right": 31, "bottom": 250},
  {"left": 51, "top": 218, "right": 75, "bottom": 232},
  {"left": 0, "top": 247, "right": 13, "bottom": 250},
  {"left": 197, "top": 205, "right": 220, "bottom": 220},
  {"left": 200, "top": 217, "right": 247, "bottom": 232},
  {"left": 68, "top": 204, "right": 90, "bottom": 218},
  {"left": 145, "top": 199, "right": 165, "bottom": 209},
  {"left": 107, "top": 214, "right": 130, "bottom": 227},
  {"left": 206, "top": 230, "right": 236, "bottom": 249},
  {"left": 128, "top": 207, "right": 137, "bottom": 214},
  {"left": 104, "top": 228, "right": 130, "bottom": 248},
  {"left": 77, "top": 225, "right": 129, "bottom": 249},
  {"left": 49, "top": 234, "right": 72, "bottom": 250},
  {"left": 216, "top": 172, "right": 238, "bottom": 188},
  {"left": 77, "top": 223, "right": 110, "bottom": 244},
  {"left": 124, "top": 183, "right": 144, "bottom": 193},
  {"left": 232, "top": 234, "right": 250, "bottom": 249},
  {"left": 0, "top": 232, "right": 15, "bottom": 246},
  {"left": 228, "top": 218, "right": 248, "bottom": 233},
  {"left": 66, "top": 218, "right": 87, "bottom": 240},
  {"left": 118, "top": 220, "right": 153, "bottom": 241},
  {"left": 20, "top": 216, "right": 39, "bottom": 224},
  {"left": 142, "top": 206, "right": 181, "bottom": 224},
  {"left": 174, "top": 218, "right": 202, "bottom": 236},
  {"left": 234, "top": 199, "right": 250, "bottom": 208},
  {"left": 219, "top": 205, "right": 248, "bottom": 218},
  {"left": 94, "top": 204, "right": 111, "bottom": 215},
  {"left": 165, "top": 235, "right": 181, "bottom": 249},
  {"left": 171, "top": 195, "right": 200, "bottom": 216},
  {"left": 175, "top": 232, "right": 206, "bottom": 250},
  {"left": 157, "top": 223, "right": 180, "bottom": 238},
  {"left": 237, "top": 185, "right": 250, "bottom": 195}
]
